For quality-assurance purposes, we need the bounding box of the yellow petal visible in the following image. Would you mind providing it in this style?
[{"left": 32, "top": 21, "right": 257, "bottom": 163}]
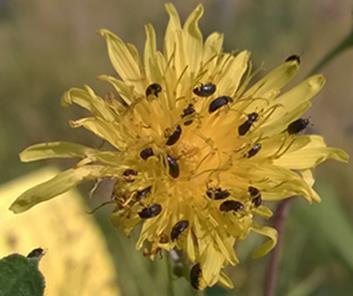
[
  {"left": 201, "top": 243, "right": 224, "bottom": 286},
  {"left": 218, "top": 51, "right": 250, "bottom": 96},
  {"left": 70, "top": 117, "right": 126, "bottom": 150},
  {"left": 250, "top": 223, "right": 277, "bottom": 258},
  {"left": 274, "top": 135, "right": 349, "bottom": 170},
  {"left": 98, "top": 75, "right": 135, "bottom": 105},
  {"left": 186, "top": 230, "right": 196, "bottom": 262},
  {"left": 214, "top": 234, "right": 238, "bottom": 265},
  {"left": 300, "top": 169, "right": 315, "bottom": 187},
  {"left": 62, "top": 86, "right": 116, "bottom": 121},
  {"left": 164, "top": 3, "right": 182, "bottom": 57},
  {"left": 183, "top": 4, "right": 204, "bottom": 75},
  {"left": 238, "top": 163, "right": 319, "bottom": 202},
  {"left": 164, "top": 3, "right": 186, "bottom": 76},
  {"left": 256, "top": 101, "right": 312, "bottom": 137},
  {"left": 299, "top": 169, "right": 321, "bottom": 202},
  {"left": 253, "top": 206, "right": 273, "bottom": 218},
  {"left": 20, "top": 142, "right": 97, "bottom": 162},
  {"left": 263, "top": 75, "right": 325, "bottom": 125},
  {"left": 276, "top": 75, "right": 325, "bottom": 109},
  {"left": 98, "top": 29, "right": 143, "bottom": 93},
  {"left": 244, "top": 59, "right": 299, "bottom": 99},
  {"left": 144, "top": 24, "right": 162, "bottom": 83},
  {"left": 202, "top": 32, "right": 224, "bottom": 72},
  {"left": 10, "top": 165, "right": 117, "bottom": 213},
  {"left": 259, "top": 134, "right": 310, "bottom": 159},
  {"left": 218, "top": 272, "right": 234, "bottom": 289}
]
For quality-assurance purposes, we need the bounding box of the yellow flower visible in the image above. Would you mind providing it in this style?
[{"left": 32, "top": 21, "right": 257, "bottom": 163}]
[{"left": 11, "top": 3, "right": 348, "bottom": 290}]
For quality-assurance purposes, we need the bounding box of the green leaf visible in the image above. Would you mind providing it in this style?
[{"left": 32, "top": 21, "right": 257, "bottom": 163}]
[
  {"left": 295, "top": 179, "right": 353, "bottom": 271},
  {"left": 0, "top": 252, "right": 45, "bottom": 296}
]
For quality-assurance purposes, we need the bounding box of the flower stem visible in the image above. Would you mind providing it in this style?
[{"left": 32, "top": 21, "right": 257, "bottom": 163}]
[
  {"left": 308, "top": 29, "right": 353, "bottom": 75},
  {"left": 264, "top": 198, "right": 293, "bottom": 296},
  {"left": 166, "top": 252, "right": 176, "bottom": 296}
]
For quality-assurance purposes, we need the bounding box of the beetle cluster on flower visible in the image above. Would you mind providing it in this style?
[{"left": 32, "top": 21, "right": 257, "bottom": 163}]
[{"left": 11, "top": 3, "right": 348, "bottom": 290}]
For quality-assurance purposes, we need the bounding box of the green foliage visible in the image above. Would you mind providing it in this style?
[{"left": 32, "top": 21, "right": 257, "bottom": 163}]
[
  {"left": 297, "top": 180, "right": 353, "bottom": 271},
  {"left": 0, "top": 252, "right": 45, "bottom": 296},
  {"left": 276, "top": 179, "right": 353, "bottom": 296}
]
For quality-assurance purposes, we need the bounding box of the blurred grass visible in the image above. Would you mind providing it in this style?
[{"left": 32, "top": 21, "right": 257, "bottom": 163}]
[{"left": 1, "top": 0, "right": 353, "bottom": 295}]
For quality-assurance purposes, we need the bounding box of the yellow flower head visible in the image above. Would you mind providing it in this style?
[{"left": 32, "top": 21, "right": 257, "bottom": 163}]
[{"left": 11, "top": 3, "right": 348, "bottom": 290}]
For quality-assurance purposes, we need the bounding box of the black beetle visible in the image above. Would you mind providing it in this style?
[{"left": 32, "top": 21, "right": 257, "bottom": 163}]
[
  {"left": 140, "top": 147, "right": 154, "bottom": 160},
  {"left": 123, "top": 169, "right": 138, "bottom": 177},
  {"left": 27, "top": 248, "right": 45, "bottom": 259},
  {"left": 145, "top": 83, "right": 162, "bottom": 97},
  {"left": 287, "top": 118, "right": 309, "bottom": 134},
  {"left": 208, "top": 96, "right": 232, "bottom": 113},
  {"left": 206, "top": 187, "right": 230, "bottom": 200},
  {"left": 285, "top": 54, "right": 300, "bottom": 64},
  {"left": 181, "top": 104, "right": 196, "bottom": 125},
  {"left": 138, "top": 203, "right": 162, "bottom": 219},
  {"left": 171, "top": 220, "right": 189, "bottom": 241},
  {"left": 248, "top": 186, "right": 262, "bottom": 207},
  {"left": 245, "top": 143, "right": 262, "bottom": 158},
  {"left": 190, "top": 263, "right": 202, "bottom": 290},
  {"left": 166, "top": 125, "right": 182, "bottom": 146},
  {"left": 167, "top": 155, "right": 180, "bottom": 178},
  {"left": 193, "top": 82, "right": 216, "bottom": 97},
  {"left": 219, "top": 200, "right": 244, "bottom": 212},
  {"left": 135, "top": 186, "right": 152, "bottom": 201},
  {"left": 238, "top": 112, "right": 258, "bottom": 136}
]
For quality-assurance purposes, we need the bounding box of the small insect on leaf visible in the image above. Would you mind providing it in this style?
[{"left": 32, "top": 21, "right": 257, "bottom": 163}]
[
  {"left": 27, "top": 248, "right": 45, "bottom": 259},
  {"left": 0, "top": 252, "right": 45, "bottom": 295}
]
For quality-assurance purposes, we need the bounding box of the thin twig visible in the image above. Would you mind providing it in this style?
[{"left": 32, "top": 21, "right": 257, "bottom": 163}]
[{"left": 264, "top": 198, "right": 293, "bottom": 296}]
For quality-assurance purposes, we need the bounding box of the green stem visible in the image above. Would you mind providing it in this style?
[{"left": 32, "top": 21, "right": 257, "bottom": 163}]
[
  {"left": 166, "top": 253, "right": 176, "bottom": 296},
  {"left": 309, "top": 29, "right": 353, "bottom": 75}
]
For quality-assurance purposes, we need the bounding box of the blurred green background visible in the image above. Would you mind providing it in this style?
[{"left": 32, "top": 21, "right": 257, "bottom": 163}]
[{"left": 1, "top": 0, "right": 353, "bottom": 295}]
